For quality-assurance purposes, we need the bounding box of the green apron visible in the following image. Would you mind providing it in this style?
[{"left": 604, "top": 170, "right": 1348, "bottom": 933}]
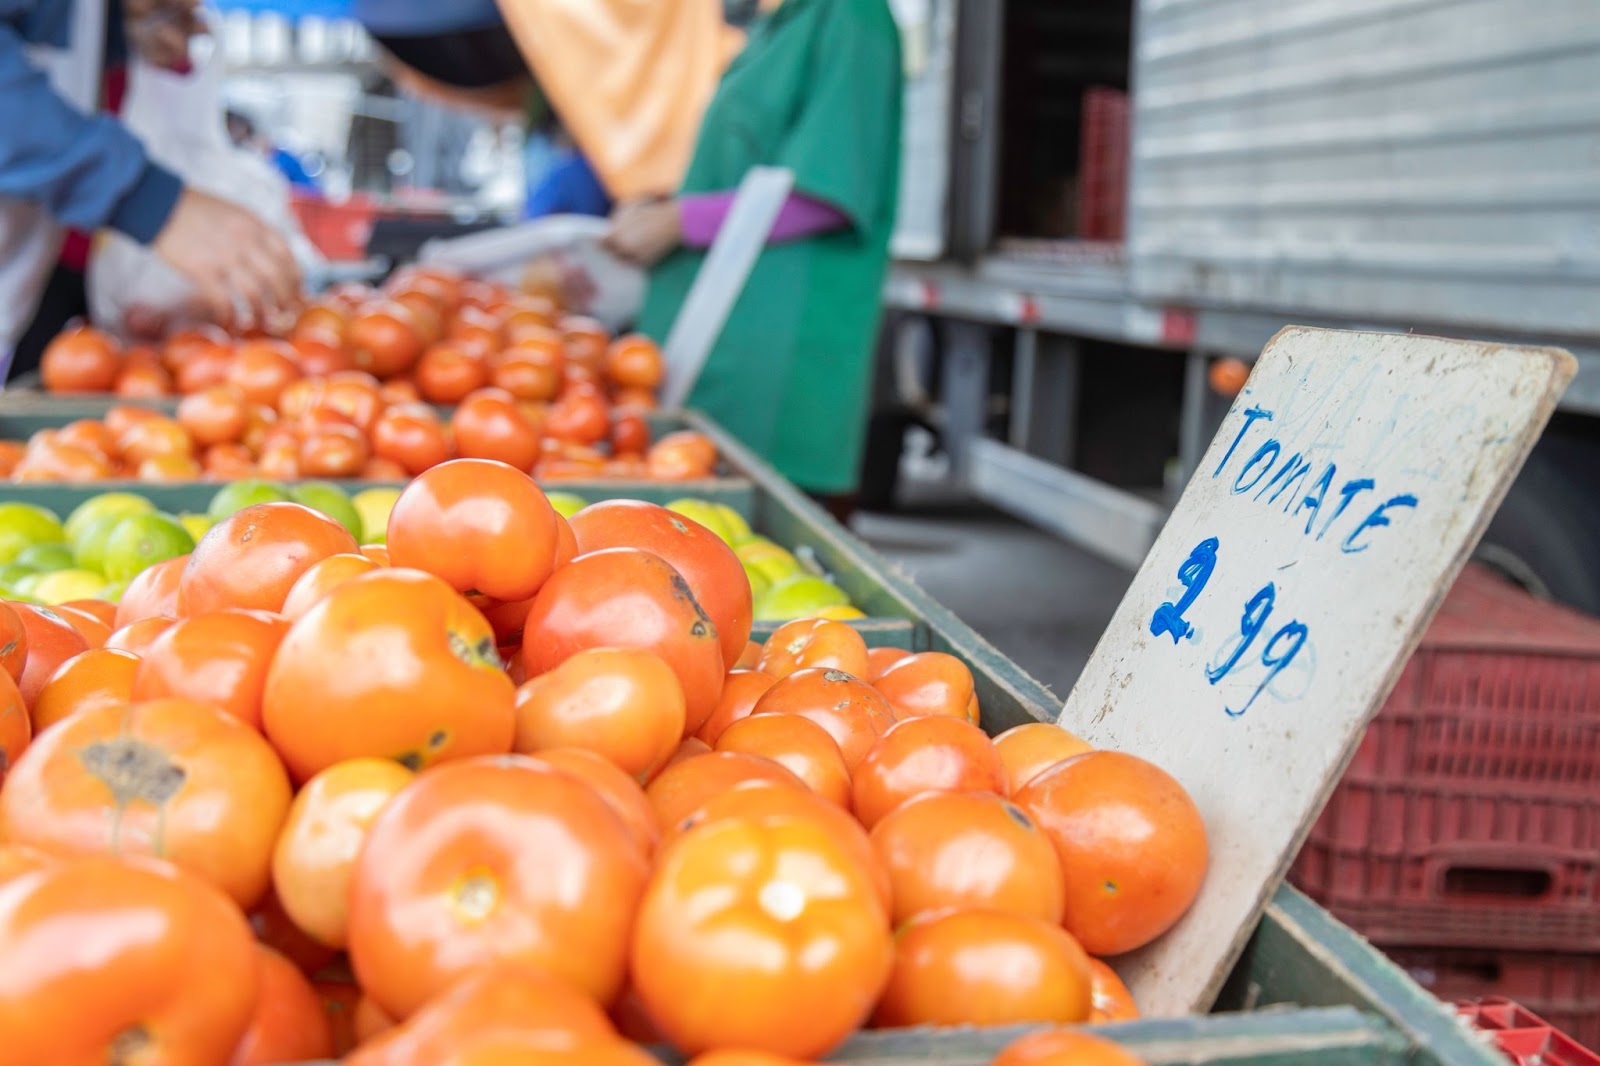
[{"left": 636, "top": 0, "right": 903, "bottom": 494}]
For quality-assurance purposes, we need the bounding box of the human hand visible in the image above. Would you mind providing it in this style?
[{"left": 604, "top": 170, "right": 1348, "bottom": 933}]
[
  {"left": 151, "top": 188, "right": 302, "bottom": 330},
  {"left": 125, "top": 0, "right": 205, "bottom": 71},
  {"left": 602, "top": 198, "right": 683, "bottom": 268}
]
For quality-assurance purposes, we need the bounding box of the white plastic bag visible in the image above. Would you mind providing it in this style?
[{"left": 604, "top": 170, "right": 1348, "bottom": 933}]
[{"left": 85, "top": 50, "right": 322, "bottom": 338}]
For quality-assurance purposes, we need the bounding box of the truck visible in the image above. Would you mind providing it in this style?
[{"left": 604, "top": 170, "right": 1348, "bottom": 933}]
[{"left": 874, "top": 0, "right": 1600, "bottom": 614}]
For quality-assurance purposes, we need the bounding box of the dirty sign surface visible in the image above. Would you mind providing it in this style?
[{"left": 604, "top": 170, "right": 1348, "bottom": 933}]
[{"left": 1059, "top": 326, "right": 1575, "bottom": 1017}]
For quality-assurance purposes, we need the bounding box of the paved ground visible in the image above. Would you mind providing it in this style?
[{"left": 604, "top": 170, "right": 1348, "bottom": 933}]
[{"left": 851, "top": 487, "right": 1133, "bottom": 704}]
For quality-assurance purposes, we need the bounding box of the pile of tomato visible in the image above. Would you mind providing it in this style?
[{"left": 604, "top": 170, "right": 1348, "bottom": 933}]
[
  {"left": 16, "top": 268, "right": 716, "bottom": 483},
  {"left": 0, "top": 457, "right": 1205, "bottom": 1066}
]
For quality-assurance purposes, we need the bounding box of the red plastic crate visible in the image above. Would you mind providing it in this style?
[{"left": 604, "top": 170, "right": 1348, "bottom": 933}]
[
  {"left": 1457, "top": 997, "right": 1600, "bottom": 1066},
  {"left": 1076, "top": 86, "right": 1128, "bottom": 242},
  {"left": 291, "top": 192, "right": 377, "bottom": 262},
  {"left": 1391, "top": 947, "right": 1600, "bottom": 1054},
  {"left": 1291, "top": 564, "right": 1600, "bottom": 951}
]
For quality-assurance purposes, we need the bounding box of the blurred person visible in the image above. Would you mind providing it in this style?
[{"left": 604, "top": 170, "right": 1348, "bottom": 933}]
[
  {"left": 522, "top": 106, "right": 611, "bottom": 221},
  {"left": 225, "top": 109, "right": 320, "bottom": 195},
  {"left": 0, "top": 0, "right": 301, "bottom": 379},
  {"left": 603, "top": 0, "right": 903, "bottom": 517}
]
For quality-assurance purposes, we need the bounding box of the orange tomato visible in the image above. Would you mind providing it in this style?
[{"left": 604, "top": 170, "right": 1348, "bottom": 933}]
[
  {"left": 530, "top": 746, "right": 660, "bottom": 856},
  {"left": 343, "top": 965, "right": 619, "bottom": 1066},
  {"left": 714, "top": 713, "right": 851, "bottom": 808},
  {"left": 117, "top": 415, "right": 194, "bottom": 464},
  {"left": 271, "top": 757, "right": 415, "bottom": 949},
  {"left": 874, "top": 908, "right": 1093, "bottom": 1028},
  {"left": 281, "top": 553, "right": 382, "bottom": 621},
  {"left": 348, "top": 302, "right": 425, "bottom": 378},
  {"left": 11, "top": 603, "right": 89, "bottom": 707},
  {"left": 605, "top": 333, "right": 664, "bottom": 390},
  {"left": 178, "top": 384, "right": 251, "bottom": 446},
  {"left": 360, "top": 543, "right": 391, "bottom": 565},
  {"left": 1089, "top": 957, "right": 1140, "bottom": 1023},
  {"left": 131, "top": 609, "right": 290, "bottom": 730},
  {"left": 560, "top": 315, "right": 609, "bottom": 371},
  {"left": 750, "top": 667, "right": 894, "bottom": 771},
  {"left": 870, "top": 791, "right": 1064, "bottom": 925},
  {"left": 371, "top": 404, "right": 452, "bottom": 476},
  {"left": 757, "top": 618, "right": 870, "bottom": 680},
  {"left": 115, "top": 362, "right": 176, "bottom": 397},
  {"left": 50, "top": 603, "right": 111, "bottom": 649},
  {"left": 850, "top": 715, "right": 1006, "bottom": 829},
  {"left": 1208, "top": 357, "right": 1251, "bottom": 398},
  {"left": 105, "top": 615, "right": 176, "bottom": 655},
  {"left": 1015, "top": 751, "right": 1208, "bottom": 956},
  {"left": 0, "top": 601, "right": 24, "bottom": 680},
  {"left": 646, "top": 430, "right": 718, "bottom": 480},
  {"left": 544, "top": 390, "right": 610, "bottom": 445},
  {"left": 362, "top": 456, "right": 410, "bottom": 480},
  {"left": 249, "top": 888, "right": 337, "bottom": 975},
  {"left": 113, "top": 555, "right": 188, "bottom": 627},
  {"left": 568, "top": 500, "right": 753, "bottom": 669},
  {"left": 644, "top": 750, "right": 807, "bottom": 831},
  {"left": 990, "top": 1029, "right": 1149, "bottom": 1066},
  {"left": 0, "top": 855, "right": 259, "bottom": 1063},
  {"left": 299, "top": 423, "right": 370, "bottom": 479},
  {"left": 632, "top": 813, "right": 893, "bottom": 1057},
  {"left": 610, "top": 410, "right": 651, "bottom": 456},
  {"left": 55, "top": 418, "right": 118, "bottom": 459},
  {"left": 694, "top": 668, "right": 777, "bottom": 745},
  {"left": 521, "top": 547, "right": 725, "bottom": 735},
  {"left": 416, "top": 341, "right": 491, "bottom": 404},
  {"left": 262, "top": 569, "right": 515, "bottom": 782},
  {"left": 873, "top": 651, "right": 980, "bottom": 725},
  {"left": 40, "top": 324, "right": 120, "bottom": 392},
  {"left": 0, "top": 697, "right": 291, "bottom": 907},
  {"left": 348, "top": 756, "right": 649, "bottom": 1019},
  {"left": 30, "top": 647, "right": 140, "bottom": 734},
  {"left": 512, "top": 648, "right": 685, "bottom": 780},
  {"left": 353, "top": 994, "right": 395, "bottom": 1044},
  {"left": 452, "top": 388, "right": 540, "bottom": 471},
  {"left": 652, "top": 736, "right": 711, "bottom": 780},
  {"left": 686, "top": 1052, "right": 817, "bottom": 1066},
  {"left": 388, "top": 459, "right": 560, "bottom": 602},
  {"left": 992, "top": 721, "right": 1094, "bottom": 796},
  {"left": 0, "top": 842, "right": 52, "bottom": 884},
  {"left": 231, "top": 945, "right": 335, "bottom": 1065},
  {"left": 491, "top": 343, "right": 563, "bottom": 402},
  {"left": 229, "top": 339, "right": 302, "bottom": 406},
  {"left": 864, "top": 645, "right": 910, "bottom": 680},
  {"left": 0, "top": 668, "right": 27, "bottom": 786},
  {"left": 316, "top": 370, "right": 386, "bottom": 435},
  {"left": 180, "top": 502, "right": 359, "bottom": 615}
]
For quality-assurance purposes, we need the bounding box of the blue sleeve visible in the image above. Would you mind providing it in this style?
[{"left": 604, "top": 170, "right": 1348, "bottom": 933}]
[
  {"left": 524, "top": 154, "right": 612, "bottom": 220},
  {"left": 0, "top": 10, "right": 183, "bottom": 243}
]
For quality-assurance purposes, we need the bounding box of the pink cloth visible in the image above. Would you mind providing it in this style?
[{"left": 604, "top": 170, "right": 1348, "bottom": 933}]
[{"left": 678, "top": 190, "right": 849, "bottom": 248}]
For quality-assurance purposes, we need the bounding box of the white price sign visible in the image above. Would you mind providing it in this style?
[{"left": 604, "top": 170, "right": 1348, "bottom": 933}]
[{"left": 1061, "top": 327, "right": 1575, "bottom": 1016}]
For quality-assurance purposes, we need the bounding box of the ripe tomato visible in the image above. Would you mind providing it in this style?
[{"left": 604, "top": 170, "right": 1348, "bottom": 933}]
[
  {"left": 560, "top": 315, "right": 609, "bottom": 371},
  {"left": 610, "top": 410, "right": 650, "bottom": 456},
  {"left": 529, "top": 747, "right": 660, "bottom": 856},
  {"left": 605, "top": 333, "right": 664, "bottom": 390},
  {"left": 0, "top": 601, "right": 23, "bottom": 680},
  {"left": 757, "top": 618, "right": 870, "bottom": 680},
  {"left": 105, "top": 402, "right": 164, "bottom": 439},
  {"left": 694, "top": 668, "right": 777, "bottom": 745},
  {"left": 447, "top": 305, "right": 504, "bottom": 359},
  {"left": 874, "top": 651, "right": 980, "bottom": 725},
  {"left": 353, "top": 995, "right": 395, "bottom": 1044},
  {"left": 749, "top": 667, "right": 894, "bottom": 771},
  {"left": 646, "top": 430, "right": 718, "bottom": 480},
  {"left": 50, "top": 603, "right": 111, "bottom": 649},
  {"left": 317, "top": 370, "right": 386, "bottom": 434},
  {"left": 137, "top": 453, "right": 204, "bottom": 480},
  {"left": 31, "top": 647, "right": 140, "bottom": 735},
  {"left": 262, "top": 569, "right": 515, "bottom": 782},
  {"left": 105, "top": 615, "right": 176, "bottom": 655},
  {"left": 990, "top": 1030, "right": 1149, "bottom": 1066},
  {"left": 130, "top": 609, "right": 288, "bottom": 728},
  {"left": 115, "top": 362, "right": 175, "bottom": 397},
  {"left": 653, "top": 737, "right": 711, "bottom": 780},
  {"left": 521, "top": 548, "right": 725, "bottom": 734},
  {"left": 55, "top": 418, "right": 118, "bottom": 459},
  {"left": 178, "top": 384, "right": 250, "bottom": 446},
  {"left": 491, "top": 342, "right": 562, "bottom": 402},
  {"left": 315, "top": 981, "right": 362, "bottom": 1056},
  {"left": 362, "top": 456, "right": 410, "bottom": 480},
  {"left": 181, "top": 502, "right": 359, "bottom": 615},
  {"left": 513, "top": 648, "right": 685, "bottom": 780},
  {"left": 544, "top": 390, "right": 610, "bottom": 445},
  {"left": 614, "top": 386, "right": 657, "bottom": 412},
  {"left": 371, "top": 404, "right": 452, "bottom": 475},
  {"left": 644, "top": 751, "right": 807, "bottom": 835},
  {"left": 1208, "top": 356, "right": 1251, "bottom": 398},
  {"left": 0, "top": 855, "right": 259, "bottom": 1063},
  {"left": 360, "top": 543, "right": 390, "bottom": 565},
  {"left": 299, "top": 423, "right": 370, "bottom": 478},
  {"left": 568, "top": 500, "right": 753, "bottom": 668},
  {"left": 1015, "top": 751, "right": 1208, "bottom": 956},
  {"left": 113, "top": 555, "right": 188, "bottom": 627},
  {"left": 0, "top": 842, "right": 52, "bottom": 884},
  {"left": 714, "top": 713, "right": 851, "bottom": 808},
  {"left": 632, "top": 813, "right": 893, "bottom": 1057},
  {"left": 348, "top": 302, "right": 425, "bottom": 378},
  {"left": 40, "top": 324, "right": 119, "bottom": 392},
  {"left": 992, "top": 721, "right": 1094, "bottom": 796},
  {"left": 416, "top": 341, "right": 491, "bottom": 404},
  {"left": 0, "top": 668, "right": 27, "bottom": 786},
  {"left": 870, "top": 790, "right": 1064, "bottom": 925},
  {"left": 281, "top": 553, "right": 381, "bottom": 621},
  {"left": 349, "top": 756, "right": 649, "bottom": 1019},
  {"left": 388, "top": 459, "right": 560, "bottom": 602},
  {"left": 231, "top": 945, "right": 335, "bottom": 1065},
  {"left": 204, "top": 442, "right": 258, "bottom": 478},
  {"left": 452, "top": 389, "right": 541, "bottom": 471},
  {"left": 874, "top": 908, "right": 1093, "bottom": 1028},
  {"left": 271, "top": 757, "right": 414, "bottom": 949},
  {"left": 0, "top": 697, "right": 291, "bottom": 907},
  {"left": 343, "top": 965, "right": 619, "bottom": 1066},
  {"left": 229, "top": 339, "right": 302, "bottom": 406},
  {"left": 1089, "top": 957, "right": 1140, "bottom": 1022},
  {"left": 686, "top": 1053, "right": 817, "bottom": 1066},
  {"left": 851, "top": 715, "right": 1006, "bottom": 829},
  {"left": 116, "top": 415, "right": 194, "bottom": 465},
  {"left": 11, "top": 603, "right": 89, "bottom": 707},
  {"left": 250, "top": 888, "right": 337, "bottom": 975}
]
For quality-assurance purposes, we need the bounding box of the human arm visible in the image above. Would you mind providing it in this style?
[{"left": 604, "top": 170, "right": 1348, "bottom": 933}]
[{"left": 602, "top": 189, "right": 849, "bottom": 266}]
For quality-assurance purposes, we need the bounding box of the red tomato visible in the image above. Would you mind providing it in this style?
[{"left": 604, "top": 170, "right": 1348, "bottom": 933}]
[
  {"left": 231, "top": 945, "right": 335, "bottom": 1065},
  {"left": 452, "top": 388, "right": 540, "bottom": 471},
  {"left": 180, "top": 503, "right": 359, "bottom": 615},
  {"left": 850, "top": 715, "right": 1006, "bottom": 829},
  {"left": 131, "top": 609, "right": 291, "bottom": 730}
]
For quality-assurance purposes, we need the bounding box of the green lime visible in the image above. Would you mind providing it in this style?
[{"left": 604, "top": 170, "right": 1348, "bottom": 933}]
[
  {"left": 71, "top": 511, "right": 127, "bottom": 575},
  {"left": 714, "top": 503, "right": 754, "bottom": 545},
  {"left": 33, "top": 568, "right": 112, "bottom": 606},
  {"left": 291, "top": 481, "right": 363, "bottom": 541},
  {"left": 100, "top": 513, "right": 196, "bottom": 583},
  {"left": 65, "top": 492, "right": 154, "bottom": 545},
  {"left": 753, "top": 574, "right": 852, "bottom": 622},
  {"left": 743, "top": 562, "right": 773, "bottom": 604},
  {"left": 10, "top": 572, "right": 45, "bottom": 599},
  {"left": 546, "top": 492, "right": 591, "bottom": 520},
  {"left": 177, "top": 513, "right": 214, "bottom": 543},
  {"left": 0, "top": 563, "right": 32, "bottom": 590},
  {"left": 14, "top": 542, "right": 77, "bottom": 573},
  {"left": 352, "top": 488, "right": 403, "bottom": 546},
  {"left": 666, "top": 498, "right": 734, "bottom": 543},
  {"left": 0, "top": 503, "right": 65, "bottom": 565},
  {"left": 208, "top": 479, "right": 291, "bottom": 522}
]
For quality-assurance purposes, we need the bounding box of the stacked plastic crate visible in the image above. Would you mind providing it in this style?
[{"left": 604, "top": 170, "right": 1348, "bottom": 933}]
[{"left": 1291, "top": 563, "right": 1600, "bottom": 1052}]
